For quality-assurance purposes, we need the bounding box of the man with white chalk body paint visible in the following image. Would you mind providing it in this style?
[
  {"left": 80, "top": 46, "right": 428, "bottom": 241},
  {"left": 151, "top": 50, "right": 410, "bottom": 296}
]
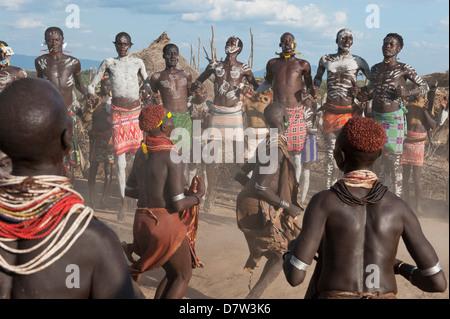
[
  {"left": 191, "top": 36, "right": 259, "bottom": 211},
  {"left": 313, "top": 28, "right": 374, "bottom": 189},
  {"left": 368, "top": 33, "right": 429, "bottom": 198},
  {"left": 35, "top": 27, "right": 89, "bottom": 182},
  {"left": 88, "top": 32, "right": 151, "bottom": 220}
]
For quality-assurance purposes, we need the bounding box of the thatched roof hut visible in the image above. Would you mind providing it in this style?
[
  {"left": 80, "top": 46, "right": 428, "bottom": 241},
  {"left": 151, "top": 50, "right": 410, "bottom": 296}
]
[{"left": 130, "top": 32, "right": 214, "bottom": 101}]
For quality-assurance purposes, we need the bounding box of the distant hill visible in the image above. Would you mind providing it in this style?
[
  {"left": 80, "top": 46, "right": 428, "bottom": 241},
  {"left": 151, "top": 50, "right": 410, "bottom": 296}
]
[{"left": 12, "top": 54, "right": 102, "bottom": 72}]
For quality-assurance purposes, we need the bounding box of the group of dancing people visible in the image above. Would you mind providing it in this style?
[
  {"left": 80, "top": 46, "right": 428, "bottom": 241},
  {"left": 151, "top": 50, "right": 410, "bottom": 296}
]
[{"left": 0, "top": 25, "right": 448, "bottom": 299}]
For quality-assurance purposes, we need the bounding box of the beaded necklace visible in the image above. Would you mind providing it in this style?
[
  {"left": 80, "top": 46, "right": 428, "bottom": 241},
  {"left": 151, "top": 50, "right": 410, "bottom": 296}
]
[{"left": 0, "top": 175, "right": 93, "bottom": 275}]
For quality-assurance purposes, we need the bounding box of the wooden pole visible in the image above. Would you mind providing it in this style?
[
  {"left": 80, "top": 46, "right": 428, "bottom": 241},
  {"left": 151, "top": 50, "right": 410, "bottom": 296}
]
[
  {"left": 198, "top": 37, "right": 201, "bottom": 72},
  {"left": 211, "top": 25, "right": 216, "bottom": 61},
  {"left": 249, "top": 28, "right": 254, "bottom": 69}
]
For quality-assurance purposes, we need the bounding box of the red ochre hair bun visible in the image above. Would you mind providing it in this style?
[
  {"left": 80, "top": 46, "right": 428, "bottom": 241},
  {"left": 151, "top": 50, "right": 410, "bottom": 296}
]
[
  {"left": 139, "top": 104, "right": 166, "bottom": 132},
  {"left": 342, "top": 117, "right": 385, "bottom": 153}
]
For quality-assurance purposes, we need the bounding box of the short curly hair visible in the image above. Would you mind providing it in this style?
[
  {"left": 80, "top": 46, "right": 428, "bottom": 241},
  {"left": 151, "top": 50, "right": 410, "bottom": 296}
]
[
  {"left": 341, "top": 117, "right": 385, "bottom": 153},
  {"left": 139, "top": 104, "right": 166, "bottom": 132},
  {"left": 384, "top": 33, "right": 404, "bottom": 49}
]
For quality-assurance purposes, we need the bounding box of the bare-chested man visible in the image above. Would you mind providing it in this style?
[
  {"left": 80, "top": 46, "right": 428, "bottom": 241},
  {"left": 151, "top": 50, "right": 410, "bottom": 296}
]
[
  {"left": 35, "top": 27, "right": 88, "bottom": 182},
  {"left": 368, "top": 33, "right": 429, "bottom": 197},
  {"left": 122, "top": 104, "right": 205, "bottom": 299},
  {"left": 191, "top": 36, "right": 259, "bottom": 210},
  {"left": 88, "top": 32, "right": 150, "bottom": 220},
  {"left": 235, "top": 102, "right": 302, "bottom": 298},
  {"left": 313, "top": 28, "right": 373, "bottom": 188},
  {"left": 283, "top": 117, "right": 447, "bottom": 299},
  {"left": 0, "top": 78, "right": 136, "bottom": 299},
  {"left": 150, "top": 43, "right": 198, "bottom": 182},
  {"left": 0, "top": 41, "right": 27, "bottom": 92},
  {"left": 257, "top": 32, "right": 315, "bottom": 184}
]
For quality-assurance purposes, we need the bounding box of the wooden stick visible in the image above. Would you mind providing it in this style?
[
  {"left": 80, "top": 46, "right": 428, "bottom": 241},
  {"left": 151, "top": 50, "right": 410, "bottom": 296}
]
[
  {"left": 211, "top": 25, "right": 216, "bottom": 61},
  {"left": 198, "top": 37, "right": 201, "bottom": 72},
  {"left": 249, "top": 28, "right": 254, "bottom": 69}
]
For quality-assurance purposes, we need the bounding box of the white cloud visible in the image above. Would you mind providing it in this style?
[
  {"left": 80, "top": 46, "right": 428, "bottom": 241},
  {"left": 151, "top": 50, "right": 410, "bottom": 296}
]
[
  {"left": 14, "top": 17, "right": 44, "bottom": 29},
  {"left": 441, "top": 14, "right": 449, "bottom": 27},
  {"left": 411, "top": 41, "right": 446, "bottom": 49},
  {"left": 0, "top": 0, "right": 30, "bottom": 10},
  {"left": 181, "top": 0, "right": 347, "bottom": 32}
]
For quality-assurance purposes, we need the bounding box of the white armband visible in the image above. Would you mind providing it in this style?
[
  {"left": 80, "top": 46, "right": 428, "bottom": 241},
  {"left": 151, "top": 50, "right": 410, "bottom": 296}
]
[
  {"left": 290, "top": 255, "right": 310, "bottom": 271},
  {"left": 420, "top": 262, "right": 442, "bottom": 277},
  {"left": 172, "top": 193, "right": 185, "bottom": 202}
]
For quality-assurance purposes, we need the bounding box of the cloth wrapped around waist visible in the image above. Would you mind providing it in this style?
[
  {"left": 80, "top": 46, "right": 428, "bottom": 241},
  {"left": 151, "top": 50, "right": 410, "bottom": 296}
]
[
  {"left": 170, "top": 111, "right": 193, "bottom": 151},
  {"left": 207, "top": 100, "right": 244, "bottom": 141},
  {"left": 372, "top": 108, "right": 407, "bottom": 155},
  {"left": 400, "top": 130, "right": 427, "bottom": 166},
  {"left": 110, "top": 104, "right": 143, "bottom": 156},
  {"left": 322, "top": 103, "right": 359, "bottom": 135},
  {"left": 285, "top": 105, "right": 307, "bottom": 151},
  {"left": 128, "top": 205, "right": 203, "bottom": 279}
]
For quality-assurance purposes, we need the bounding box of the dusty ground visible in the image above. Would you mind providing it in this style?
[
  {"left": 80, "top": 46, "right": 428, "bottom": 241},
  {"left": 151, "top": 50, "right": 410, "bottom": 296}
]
[{"left": 72, "top": 137, "right": 449, "bottom": 300}]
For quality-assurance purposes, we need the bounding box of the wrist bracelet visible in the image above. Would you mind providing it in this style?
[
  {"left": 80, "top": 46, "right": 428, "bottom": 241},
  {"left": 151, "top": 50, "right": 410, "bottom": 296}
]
[
  {"left": 279, "top": 199, "right": 290, "bottom": 209},
  {"left": 395, "top": 261, "right": 405, "bottom": 274},
  {"left": 420, "top": 261, "right": 442, "bottom": 277}
]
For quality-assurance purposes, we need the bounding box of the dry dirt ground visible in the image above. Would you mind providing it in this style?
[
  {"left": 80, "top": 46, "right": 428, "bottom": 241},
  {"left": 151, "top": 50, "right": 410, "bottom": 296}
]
[{"left": 72, "top": 137, "right": 449, "bottom": 301}]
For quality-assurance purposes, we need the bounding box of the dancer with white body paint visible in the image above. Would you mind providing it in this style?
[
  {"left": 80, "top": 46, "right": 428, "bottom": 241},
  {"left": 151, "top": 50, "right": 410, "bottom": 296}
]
[
  {"left": 88, "top": 32, "right": 151, "bottom": 220},
  {"left": 364, "top": 33, "right": 429, "bottom": 197},
  {"left": 256, "top": 32, "right": 315, "bottom": 186},
  {"left": 35, "top": 27, "right": 89, "bottom": 182},
  {"left": 191, "top": 36, "right": 259, "bottom": 211},
  {"left": 313, "top": 28, "right": 374, "bottom": 189}
]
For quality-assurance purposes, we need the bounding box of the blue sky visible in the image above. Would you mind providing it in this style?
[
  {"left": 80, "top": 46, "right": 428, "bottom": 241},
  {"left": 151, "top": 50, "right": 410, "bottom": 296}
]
[{"left": 1, "top": 0, "right": 448, "bottom": 76}]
